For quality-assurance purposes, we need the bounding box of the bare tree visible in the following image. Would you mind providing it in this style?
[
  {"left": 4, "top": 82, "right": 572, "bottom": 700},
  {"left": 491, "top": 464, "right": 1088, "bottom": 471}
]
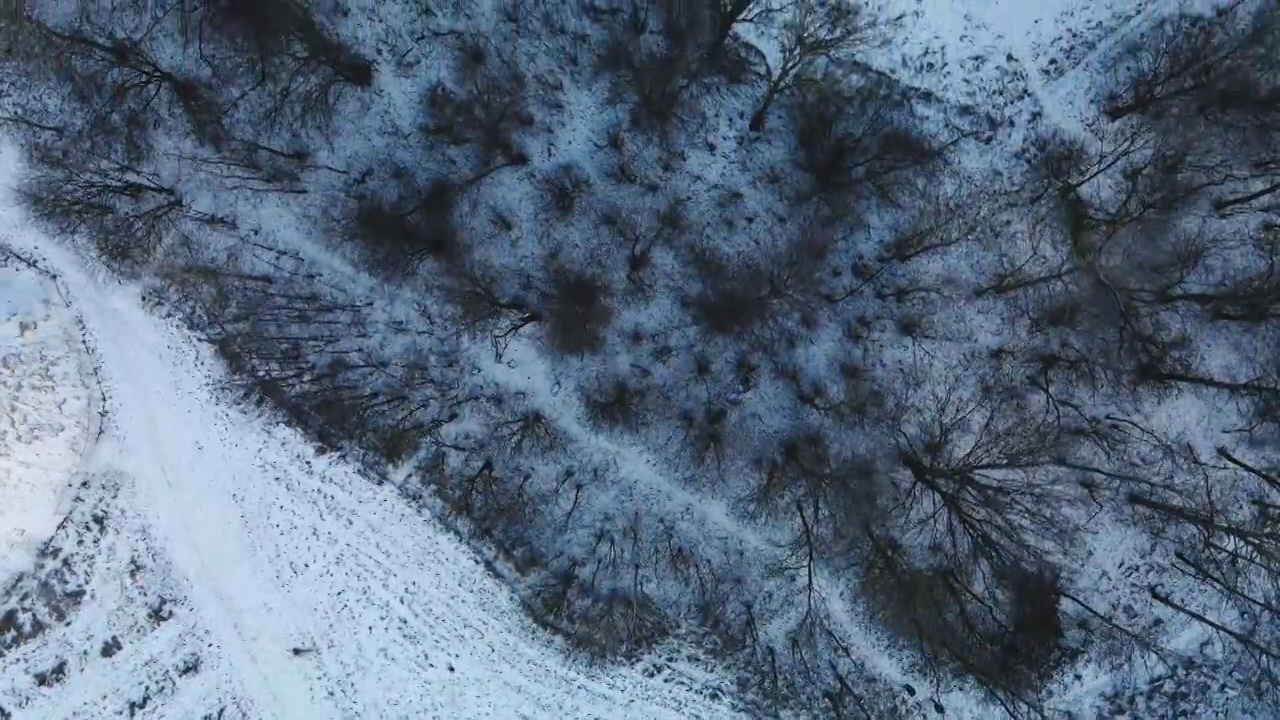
[
  {"left": 172, "top": 260, "right": 466, "bottom": 461},
  {"left": 32, "top": 18, "right": 227, "bottom": 153},
  {"left": 1102, "top": 5, "right": 1248, "bottom": 121},
  {"left": 701, "top": 0, "right": 767, "bottom": 65},
  {"left": 351, "top": 179, "right": 463, "bottom": 273},
  {"left": 538, "top": 263, "right": 615, "bottom": 355},
  {"left": 850, "top": 363, "right": 1094, "bottom": 701},
  {"left": 749, "top": 0, "right": 875, "bottom": 131},
  {"left": 423, "top": 43, "right": 534, "bottom": 168},
  {"left": 790, "top": 71, "right": 941, "bottom": 202},
  {"left": 1103, "top": 2, "right": 1280, "bottom": 212},
  {"left": 198, "top": 0, "right": 374, "bottom": 93},
  {"left": 21, "top": 146, "right": 232, "bottom": 267},
  {"left": 1123, "top": 445, "right": 1280, "bottom": 707}
]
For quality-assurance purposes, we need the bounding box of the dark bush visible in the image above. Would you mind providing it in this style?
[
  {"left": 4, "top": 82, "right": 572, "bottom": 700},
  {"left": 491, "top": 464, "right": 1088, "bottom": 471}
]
[
  {"left": 792, "top": 73, "right": 938, "bottom": 201},
  {"left": 351, "top": 180, "right": 461, "bottom": 272},
  {"left": 542, "top": 267, "right": 614, "bottom": 355},
  {"left": 541, "top": 162, "right": 592, "bottom": 218},
  {"left": 526, "top": 564, "right": 673, "bottom": 659},
  {"left": 860, "top": 535, "right": 1067, "bottom": 698},
  {"left": 424, "top": 58, "right": 533, "bottom": 167},
  {"left": 687, "top": 255, "right": 774, "bottom": 335}
]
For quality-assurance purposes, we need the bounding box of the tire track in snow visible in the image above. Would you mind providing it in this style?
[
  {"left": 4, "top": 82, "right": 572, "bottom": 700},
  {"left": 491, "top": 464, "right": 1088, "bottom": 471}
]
[{"left": 44, "top": 262, "right": 332, "bottom": 719}]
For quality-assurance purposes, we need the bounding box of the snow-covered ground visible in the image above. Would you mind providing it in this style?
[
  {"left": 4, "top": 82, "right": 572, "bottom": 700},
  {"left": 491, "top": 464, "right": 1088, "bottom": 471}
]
[
  {"left": 861, "top": 0, "right": 1178, "bottom": 146},
  {"left": 0, "top": 0, "right": 1258, "bottom": 716},
  {"left": 0, "top": 259, "right": 92, "bottom": 586},
  {"left": 0, "top": 145, "right": 744, "bottom": 718}
]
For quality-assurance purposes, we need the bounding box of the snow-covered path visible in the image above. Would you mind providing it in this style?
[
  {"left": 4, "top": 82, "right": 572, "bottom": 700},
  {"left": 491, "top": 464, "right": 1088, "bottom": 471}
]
[{"left": 0, "top": 149, "right": 740, "bottom": 718}]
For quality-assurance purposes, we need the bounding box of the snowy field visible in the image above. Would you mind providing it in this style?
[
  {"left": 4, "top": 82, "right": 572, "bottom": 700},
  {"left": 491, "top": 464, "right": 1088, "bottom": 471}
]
[
  {"left": 0, "top": 145, "right": 745, "bottom": 718},
  {"left": 0, "top": 259, "right": 92, "bottom": 585}
]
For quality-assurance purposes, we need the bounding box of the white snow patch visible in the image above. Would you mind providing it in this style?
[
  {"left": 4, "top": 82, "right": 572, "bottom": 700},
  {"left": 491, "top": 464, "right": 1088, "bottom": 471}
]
[{"left": 0, "top": 261, "right": 92, "bottom": 585}]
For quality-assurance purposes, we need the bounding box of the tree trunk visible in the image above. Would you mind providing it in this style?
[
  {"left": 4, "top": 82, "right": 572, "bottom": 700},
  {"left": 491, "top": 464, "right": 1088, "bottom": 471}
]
[{"left": 750, "top": 82, "right": 780, "bottom": 132}]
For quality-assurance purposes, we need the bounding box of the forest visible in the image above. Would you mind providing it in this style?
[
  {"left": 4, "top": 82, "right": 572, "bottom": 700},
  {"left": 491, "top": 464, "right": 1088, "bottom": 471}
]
[{"left": 1, "top": 0, "right": 1278, "bottom": 717}]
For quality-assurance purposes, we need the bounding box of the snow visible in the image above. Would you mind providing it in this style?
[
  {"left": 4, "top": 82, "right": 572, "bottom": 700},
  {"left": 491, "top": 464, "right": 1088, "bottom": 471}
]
[
  {"left": 0, "top": 143, "right": 743, "bottom": 718},
  {"left": 0, "top": 267, "right": 43, "bottom": 323},
  {"left": 0, "top": 259, "right": 92, "bottom": 586},
  {"left": 1, "top": 0, "right": 1271, "bottom": 716}
]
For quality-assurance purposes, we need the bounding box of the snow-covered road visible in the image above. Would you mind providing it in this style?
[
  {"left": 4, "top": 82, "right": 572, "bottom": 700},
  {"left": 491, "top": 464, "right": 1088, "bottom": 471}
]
[{"left": 0, "top": 147, "right": 741, "bottom": 718}]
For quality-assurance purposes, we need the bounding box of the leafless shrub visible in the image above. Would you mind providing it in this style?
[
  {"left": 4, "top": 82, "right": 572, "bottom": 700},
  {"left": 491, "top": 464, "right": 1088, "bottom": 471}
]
[
  {"left": 540, "top": 162, "right": 592, "bottom": 218},
  {"left": 656, "top": 195, "right": 690, "bottom": 238},
  {"left": 791, "top": 72, "right": 939, "bottom": 202},
  {"left": 750, "top": 0, "right": 878, "bottom": 132},
  {"left": 351, "top": 179, "right": 461, "bottom": 273},
  {"left": 424, "top": 51, "right": 534, "bottom": 168},
  {"left": 540, "top": 265, "right": 614, "bottom": 355},
  {"left": 596, "top": 206, "right": 660, "bottom": 285},
  {"left": 687, "top": 252, "right": 774, "bottom": 335}
]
